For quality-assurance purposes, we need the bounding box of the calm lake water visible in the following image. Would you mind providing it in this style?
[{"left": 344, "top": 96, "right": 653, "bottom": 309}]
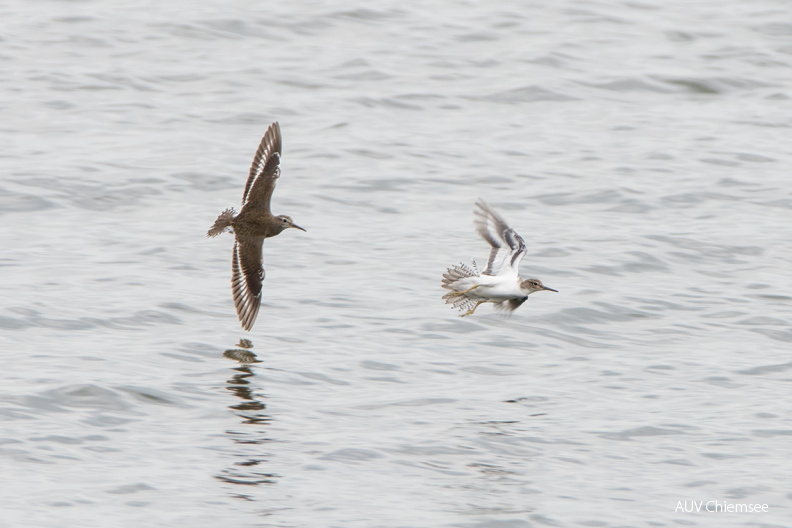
[{"left": 2, "top": 1, "right": 791, "bottom": 527}]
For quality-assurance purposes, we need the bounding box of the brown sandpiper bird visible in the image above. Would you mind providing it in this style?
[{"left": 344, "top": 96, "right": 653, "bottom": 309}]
[
  {"left": 442, "top": 200, "right": 556, "bottom": 317},
  {"left": 207, "top": 122, "right": 305, "bottom": 331}
]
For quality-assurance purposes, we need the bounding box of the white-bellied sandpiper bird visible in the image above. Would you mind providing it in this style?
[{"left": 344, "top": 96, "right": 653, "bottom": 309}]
[
  {"left": 442, "top": 200, "right": 556, "bottom": 317},
  {"left": 207, "top": 122, "right": 305, "bottom": 331}
]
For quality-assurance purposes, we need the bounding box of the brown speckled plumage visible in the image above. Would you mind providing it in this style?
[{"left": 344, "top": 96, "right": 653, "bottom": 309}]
[{"left": 207, "top": 122, "right": 305, "bottom": 331}]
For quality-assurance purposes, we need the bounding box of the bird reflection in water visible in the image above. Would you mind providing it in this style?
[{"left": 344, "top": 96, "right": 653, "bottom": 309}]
[
  {"left": 222, "top": 338, "right": 261, "bottom": 364},
  {"left": 216, "top": 338, "right": 279, "bottom": 496}
]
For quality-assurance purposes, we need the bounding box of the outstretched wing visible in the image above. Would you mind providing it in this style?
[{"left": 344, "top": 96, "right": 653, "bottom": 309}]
[
  {"left": 473, "top": 199, "right": 526, "bottom": 277},
  {"left": 231, "top": 236, "right": 265, "bottom": 331},
  {"left": 241, "top": 122, "right": 282, "bottom": 212}
]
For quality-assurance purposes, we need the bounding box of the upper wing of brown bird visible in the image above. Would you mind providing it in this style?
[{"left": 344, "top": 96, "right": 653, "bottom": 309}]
[
  {"left": 241, "top": 122, "right": 282, "bottom": 213},
  {"left": 231, "top": 236, "right": 265, "bottom": 331},
  {"left": 473, "top": 199, "right": 526, "bottom": 278}
]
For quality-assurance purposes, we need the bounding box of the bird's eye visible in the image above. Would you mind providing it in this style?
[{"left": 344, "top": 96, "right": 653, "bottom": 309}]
[{"left": 282, "top": 218, "right": 288, "bottom": 223}]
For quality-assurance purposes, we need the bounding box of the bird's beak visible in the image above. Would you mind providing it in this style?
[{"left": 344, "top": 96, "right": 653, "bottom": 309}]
[
  {"left": 291, "top": 224, "right": 306, "bottom": 232},
  {"left": 542, "top": 286, "right": 558, "bottom": 292}
]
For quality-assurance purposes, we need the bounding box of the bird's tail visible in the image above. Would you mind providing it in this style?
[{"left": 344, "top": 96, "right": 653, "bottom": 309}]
[
  {"left": 207, "top": 208, "right": 236, "bottom": 237},
  {"left": 441, "top": 261, "right": 481, "bottom": 311},
  {"left": 441, "top": 261, "right": 479, "bottom": 290}
]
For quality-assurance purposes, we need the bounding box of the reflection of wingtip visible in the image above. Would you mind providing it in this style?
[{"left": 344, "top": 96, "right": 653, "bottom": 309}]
[{"left": 223, "top": 348, "right": 261, "bottom": 363}]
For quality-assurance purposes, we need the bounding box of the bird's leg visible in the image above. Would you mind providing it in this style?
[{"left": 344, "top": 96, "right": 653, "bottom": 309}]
[
  {"left": 449, "top": 284, "right": 481, "bottom": 297},
  {"left": 460, "top": 301, "right": 484, "bottom": 317}
]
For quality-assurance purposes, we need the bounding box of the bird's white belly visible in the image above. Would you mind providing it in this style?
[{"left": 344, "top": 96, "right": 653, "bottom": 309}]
[{"left": 466, "top": 275, "right": 522, "bottom": 301}]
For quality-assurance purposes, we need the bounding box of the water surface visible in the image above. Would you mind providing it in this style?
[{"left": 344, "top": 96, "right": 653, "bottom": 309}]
[{"left": 2, "top": 1, "right": 791, "bottom": 526}]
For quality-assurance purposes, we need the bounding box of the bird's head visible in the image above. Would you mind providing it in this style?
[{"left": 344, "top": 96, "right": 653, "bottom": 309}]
[
  {"left": 520, "top": 278, "right": 557, "bottom": 295},
  {"left": 276, "top": 215, "right": 306, "bottom": 234}
]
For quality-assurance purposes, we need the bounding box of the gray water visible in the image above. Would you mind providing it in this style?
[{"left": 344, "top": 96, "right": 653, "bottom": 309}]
[{"left": 2, "top": 1, "right": 791, "bottom": 526}]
